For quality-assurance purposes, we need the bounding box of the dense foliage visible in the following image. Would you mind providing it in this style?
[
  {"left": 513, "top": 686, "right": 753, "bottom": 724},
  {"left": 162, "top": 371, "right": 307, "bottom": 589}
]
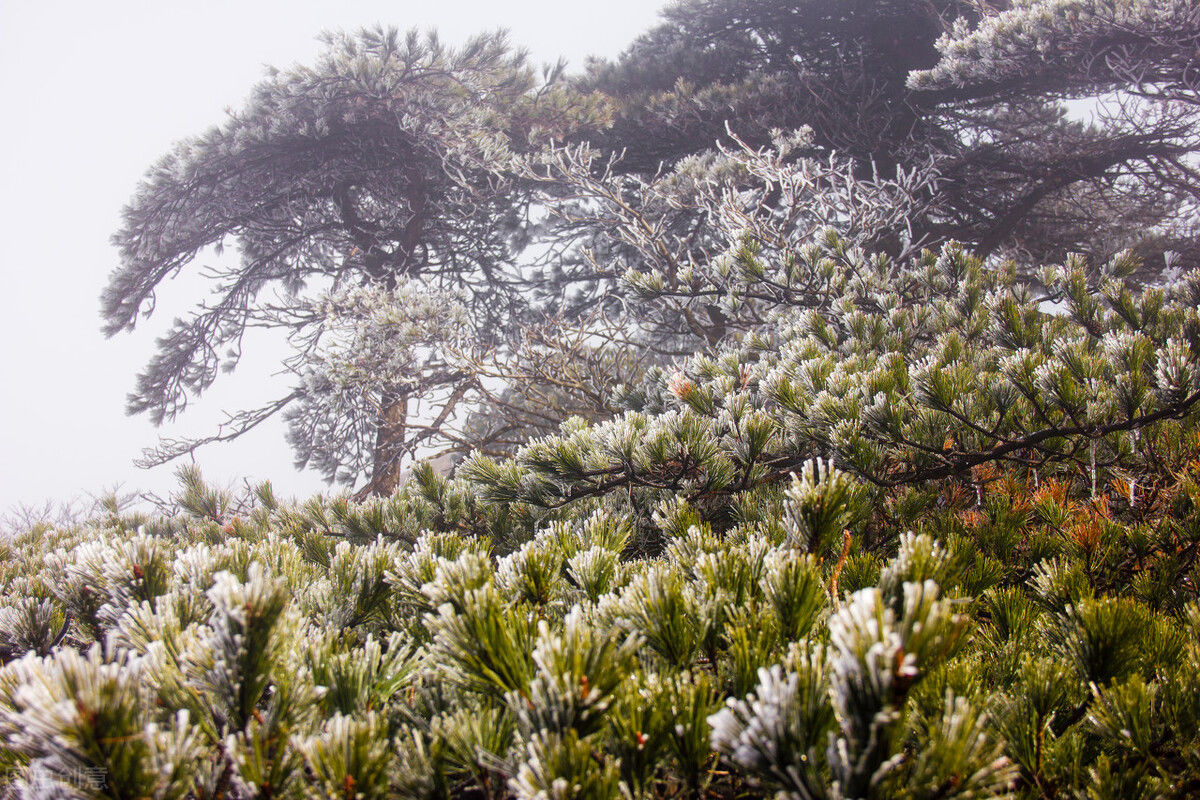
[
  {"left": 21, "top": 1, "right": 1199, "bottom": 797},
  {"left": 12, "top": 229, "right": 1200, "bottom": 797}
]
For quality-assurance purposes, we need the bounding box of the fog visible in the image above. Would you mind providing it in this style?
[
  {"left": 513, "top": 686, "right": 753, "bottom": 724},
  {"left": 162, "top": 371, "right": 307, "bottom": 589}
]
[{"left": 0, "top": 0, "right": 663, "bottom": 514}]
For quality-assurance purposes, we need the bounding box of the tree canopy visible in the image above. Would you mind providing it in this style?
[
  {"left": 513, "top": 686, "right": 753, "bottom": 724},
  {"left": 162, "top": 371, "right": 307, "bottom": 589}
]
[
  {"left": 578, "top": 0, "right": 1200, "bottom": 264},
  {"left": 104, "top": 27, "right": 598, "bottom": 494},
  {"left": 105, "top": 1, "right": 1200, "bottom": 498}
]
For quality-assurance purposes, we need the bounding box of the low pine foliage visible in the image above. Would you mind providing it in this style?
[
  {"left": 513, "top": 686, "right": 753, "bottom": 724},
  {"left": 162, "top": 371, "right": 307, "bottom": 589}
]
[{"left": 7, "top": 238, "right": 1200, "bottom": 799}]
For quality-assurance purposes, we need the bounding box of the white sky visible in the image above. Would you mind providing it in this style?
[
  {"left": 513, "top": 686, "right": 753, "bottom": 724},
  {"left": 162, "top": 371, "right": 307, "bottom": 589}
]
[{"left": 0, "top": 0, "right": 665, "bottom": 513}]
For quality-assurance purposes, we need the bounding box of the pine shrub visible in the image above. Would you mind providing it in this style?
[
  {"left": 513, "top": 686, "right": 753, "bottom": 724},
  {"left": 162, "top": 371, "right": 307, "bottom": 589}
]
[{"left": 7, "top": 237, "right": 1200, "bottom": 798}]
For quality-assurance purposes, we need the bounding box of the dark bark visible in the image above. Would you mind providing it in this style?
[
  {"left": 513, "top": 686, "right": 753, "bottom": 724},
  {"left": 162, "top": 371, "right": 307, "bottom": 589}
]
[{"left": 357, "top": 387, "right": 409, "bottom": 499}]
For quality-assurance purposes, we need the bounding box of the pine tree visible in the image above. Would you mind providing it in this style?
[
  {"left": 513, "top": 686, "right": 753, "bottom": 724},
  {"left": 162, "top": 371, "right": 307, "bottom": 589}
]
[
  {"left": 104, "top": 27, "right": 600, "bottom": 495},
  {"left": 575, "top": 0, "right": 1200, "bottom": 265}
]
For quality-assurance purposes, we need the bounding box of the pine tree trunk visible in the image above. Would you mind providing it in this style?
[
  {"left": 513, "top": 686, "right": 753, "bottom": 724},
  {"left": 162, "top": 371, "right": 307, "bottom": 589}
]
[{"left": 358, "top": 387, "right": 408, "bottom": 499}]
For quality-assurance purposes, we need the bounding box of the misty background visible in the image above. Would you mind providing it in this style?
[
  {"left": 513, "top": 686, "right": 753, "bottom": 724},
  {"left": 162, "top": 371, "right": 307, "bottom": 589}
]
[{"left": 0, "top": 0, "right": 663, "bottom": 514}]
